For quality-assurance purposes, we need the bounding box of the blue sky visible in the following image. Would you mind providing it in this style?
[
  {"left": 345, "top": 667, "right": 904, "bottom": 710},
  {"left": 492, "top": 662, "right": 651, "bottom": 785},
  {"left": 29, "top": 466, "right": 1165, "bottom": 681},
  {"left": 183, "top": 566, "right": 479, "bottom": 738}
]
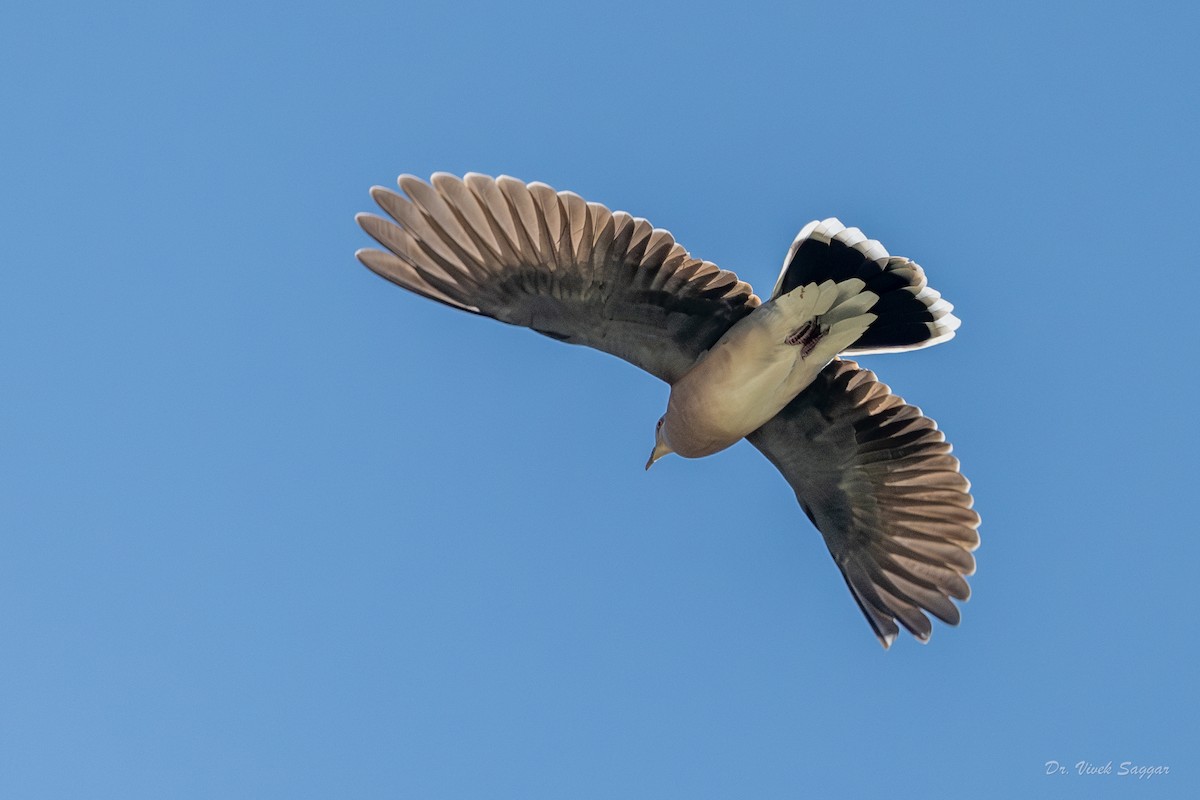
[{"left": 2, "top": 1, "right": 1197, "bottom": 797}]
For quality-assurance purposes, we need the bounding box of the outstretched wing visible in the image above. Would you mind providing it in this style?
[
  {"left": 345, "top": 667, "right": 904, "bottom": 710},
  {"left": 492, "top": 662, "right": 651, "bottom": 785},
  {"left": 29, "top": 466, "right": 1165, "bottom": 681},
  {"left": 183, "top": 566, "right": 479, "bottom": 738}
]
[
  {"left": 747, "top": 359, "right": 980, "bottom": 648},
  {"left": 356, "top": 173, "right": 760, "bottom": 383}
]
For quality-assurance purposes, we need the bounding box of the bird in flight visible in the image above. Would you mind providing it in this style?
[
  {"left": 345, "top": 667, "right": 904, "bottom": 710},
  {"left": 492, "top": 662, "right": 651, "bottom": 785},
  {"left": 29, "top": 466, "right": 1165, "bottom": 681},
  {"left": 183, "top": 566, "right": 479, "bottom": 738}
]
[{"left": 356, "top": 173, "right": 980, "bottom": 648}]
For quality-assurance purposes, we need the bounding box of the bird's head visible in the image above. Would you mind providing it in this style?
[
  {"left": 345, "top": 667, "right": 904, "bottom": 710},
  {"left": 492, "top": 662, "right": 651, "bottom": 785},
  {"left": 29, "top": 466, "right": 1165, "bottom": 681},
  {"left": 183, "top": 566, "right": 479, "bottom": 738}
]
[{"left": 645, "top": 415, "right": 674, "bottom": 470}]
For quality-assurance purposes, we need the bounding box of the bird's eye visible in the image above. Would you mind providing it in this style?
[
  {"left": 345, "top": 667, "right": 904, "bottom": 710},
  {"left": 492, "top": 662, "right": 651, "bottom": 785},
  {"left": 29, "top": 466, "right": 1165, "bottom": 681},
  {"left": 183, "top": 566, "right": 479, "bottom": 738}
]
[{"left": 656, "top": 418, "right": 664, "bottom": 430}]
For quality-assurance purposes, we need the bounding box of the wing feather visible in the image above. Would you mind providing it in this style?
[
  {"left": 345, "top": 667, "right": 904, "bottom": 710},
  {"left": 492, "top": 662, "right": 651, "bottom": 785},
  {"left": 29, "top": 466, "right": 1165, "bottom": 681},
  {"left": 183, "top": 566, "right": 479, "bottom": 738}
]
[
  {"left": 748, "top": 359, "right": 980, "bottom": 647},
  {"left": 358, "top": 173, "right": 760, "bottom": 381}
]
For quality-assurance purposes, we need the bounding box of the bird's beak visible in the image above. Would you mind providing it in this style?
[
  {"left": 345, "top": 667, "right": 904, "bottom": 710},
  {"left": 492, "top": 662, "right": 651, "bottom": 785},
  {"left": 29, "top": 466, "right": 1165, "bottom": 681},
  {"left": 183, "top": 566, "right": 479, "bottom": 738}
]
[{"left": 645, "top": 443, "right": 667, "bottom": 471}]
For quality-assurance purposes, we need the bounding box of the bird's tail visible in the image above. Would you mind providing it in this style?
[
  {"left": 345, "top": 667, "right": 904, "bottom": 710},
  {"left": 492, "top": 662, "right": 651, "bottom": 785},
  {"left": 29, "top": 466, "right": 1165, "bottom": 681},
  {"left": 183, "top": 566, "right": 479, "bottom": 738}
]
[
  {"left": 770, "top": 278, "right": 878, "bottom": 365},
  {"left": 770, "top": 218, "right": 960, "bottom": 354}
]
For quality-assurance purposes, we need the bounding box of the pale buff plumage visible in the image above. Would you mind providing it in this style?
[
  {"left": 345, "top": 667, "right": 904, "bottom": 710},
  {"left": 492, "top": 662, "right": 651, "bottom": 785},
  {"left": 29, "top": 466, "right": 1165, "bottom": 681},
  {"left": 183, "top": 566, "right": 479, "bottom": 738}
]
[{"left": 653, "top": 278, "right": 877, "bottom": 460}]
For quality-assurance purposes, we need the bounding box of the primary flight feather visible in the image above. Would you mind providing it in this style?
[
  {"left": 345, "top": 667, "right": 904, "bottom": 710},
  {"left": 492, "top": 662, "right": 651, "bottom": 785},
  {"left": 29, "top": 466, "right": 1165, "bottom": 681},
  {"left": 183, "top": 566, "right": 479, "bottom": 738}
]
[{"left": 356, "top": 172, "right": 979, "bottom": 648}]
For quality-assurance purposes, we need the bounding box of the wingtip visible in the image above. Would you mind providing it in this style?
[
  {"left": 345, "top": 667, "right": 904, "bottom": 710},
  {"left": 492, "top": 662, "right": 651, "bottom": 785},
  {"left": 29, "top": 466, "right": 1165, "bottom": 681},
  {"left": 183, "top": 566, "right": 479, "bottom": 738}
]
[
  {"left": 354, "top": 211, "right": 386, "bottom": 239},
  {"left": 369, "top": 184, "right": 398, "bottom": 204},
  {"left": 396, "top": 174, "right": 424, "bottom": 195},
  {"left": 354, "top": 247, "right": 390, "bottom": 276}
]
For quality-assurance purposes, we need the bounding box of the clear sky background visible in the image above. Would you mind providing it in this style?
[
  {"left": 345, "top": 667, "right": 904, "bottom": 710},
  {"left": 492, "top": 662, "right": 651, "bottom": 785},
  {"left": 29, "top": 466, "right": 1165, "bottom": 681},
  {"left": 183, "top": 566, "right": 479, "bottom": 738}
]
[{"left": 3, "top": 1, "right": 1197, "bottom": 798}]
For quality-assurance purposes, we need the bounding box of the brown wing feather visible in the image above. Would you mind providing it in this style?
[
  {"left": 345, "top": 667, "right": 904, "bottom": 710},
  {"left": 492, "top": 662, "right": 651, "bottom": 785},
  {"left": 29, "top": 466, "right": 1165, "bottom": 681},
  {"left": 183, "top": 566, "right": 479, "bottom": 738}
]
[
  {"left": 747, "top": 359, "right": 980, "bottom": 648},
  {"left": 356, "top": 173, "right": 760, "bottom": 382}
]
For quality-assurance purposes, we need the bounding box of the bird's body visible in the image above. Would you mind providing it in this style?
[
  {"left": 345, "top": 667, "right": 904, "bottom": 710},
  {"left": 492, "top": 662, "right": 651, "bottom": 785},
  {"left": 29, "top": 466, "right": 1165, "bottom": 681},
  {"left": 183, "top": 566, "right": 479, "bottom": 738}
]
[
  {"left": 665, "top": 319, "right": 787, "bottom": 458},
  {"left": 356, "top": 173, "right": 979, "bottom": 648},
  {"left": 662, "top": 278, "right": 876, "bottom": 458}
]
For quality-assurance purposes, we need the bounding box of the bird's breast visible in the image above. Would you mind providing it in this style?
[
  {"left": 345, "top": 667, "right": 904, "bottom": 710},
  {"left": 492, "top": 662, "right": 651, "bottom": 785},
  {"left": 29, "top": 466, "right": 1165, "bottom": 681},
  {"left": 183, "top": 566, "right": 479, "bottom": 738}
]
[{"left": 664, "top": 325, "right": 800, "bottom": 458}]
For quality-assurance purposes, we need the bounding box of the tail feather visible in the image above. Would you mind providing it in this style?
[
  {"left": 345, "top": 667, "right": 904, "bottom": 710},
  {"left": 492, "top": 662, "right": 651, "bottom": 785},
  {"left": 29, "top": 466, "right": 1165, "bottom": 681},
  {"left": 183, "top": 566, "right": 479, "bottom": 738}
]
[
  {"left": 771, "top": 218, "right": 960, "bottom": 354},
  {"left": 771, "top": 278, "right": 878, "bottom": 364}
]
